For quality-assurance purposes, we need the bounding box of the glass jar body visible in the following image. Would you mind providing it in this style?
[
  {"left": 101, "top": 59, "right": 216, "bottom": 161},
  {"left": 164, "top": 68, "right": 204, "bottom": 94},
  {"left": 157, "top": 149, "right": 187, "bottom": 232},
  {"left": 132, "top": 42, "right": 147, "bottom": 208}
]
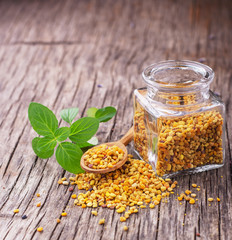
[{"left": 133, "top": 87, "right": 225, "bottom": 178}]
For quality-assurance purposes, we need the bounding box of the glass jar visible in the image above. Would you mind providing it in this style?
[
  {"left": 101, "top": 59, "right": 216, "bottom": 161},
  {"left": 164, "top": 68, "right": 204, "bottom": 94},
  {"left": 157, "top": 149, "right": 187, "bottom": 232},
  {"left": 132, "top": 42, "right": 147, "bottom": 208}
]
[{"left": 133, "top": 60, "right": 225, "bottom": 177}]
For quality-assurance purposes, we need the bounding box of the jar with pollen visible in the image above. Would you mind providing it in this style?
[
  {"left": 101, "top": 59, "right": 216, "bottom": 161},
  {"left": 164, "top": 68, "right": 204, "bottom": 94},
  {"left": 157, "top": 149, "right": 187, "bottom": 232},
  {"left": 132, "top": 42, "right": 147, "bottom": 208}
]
[{"left": 133, "top": 60, "right": 225, "bottom": 177}]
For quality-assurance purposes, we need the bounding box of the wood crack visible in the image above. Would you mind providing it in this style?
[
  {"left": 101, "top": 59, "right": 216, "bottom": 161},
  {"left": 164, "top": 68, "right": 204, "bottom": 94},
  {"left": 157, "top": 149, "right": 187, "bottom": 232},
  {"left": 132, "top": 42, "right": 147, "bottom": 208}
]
[
  {"left": 155, "top": 204, "right": 160, "bottom": 240},
  {"left": 0, "top": 167, "right": 24, "bottom": 210},
  {"left": 2, "top": 125, "right": 26, "bottom": 177},
  {"left": 71, "top": 208, "right": 85, "bottom": 240},
  {"left": 8, "top": 41, "right": 89, "bottom": 46}
]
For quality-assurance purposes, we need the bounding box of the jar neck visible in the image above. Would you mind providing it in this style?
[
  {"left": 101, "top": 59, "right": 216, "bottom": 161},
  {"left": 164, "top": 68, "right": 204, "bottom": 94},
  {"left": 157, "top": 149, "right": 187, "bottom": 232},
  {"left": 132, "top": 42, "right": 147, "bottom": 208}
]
[
  {"left": 147, "top": 85, "right": 210, "bottom": 106},
  {"left": 142, "top": 60, "right": 214, "bottom": 107}
]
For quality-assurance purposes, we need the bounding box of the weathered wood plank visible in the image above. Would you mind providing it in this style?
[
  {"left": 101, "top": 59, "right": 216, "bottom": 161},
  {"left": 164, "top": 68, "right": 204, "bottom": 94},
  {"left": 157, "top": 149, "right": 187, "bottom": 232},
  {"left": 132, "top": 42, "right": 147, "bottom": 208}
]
[{"left": 0, "top": 0, "right": 231, "bottom": 239}]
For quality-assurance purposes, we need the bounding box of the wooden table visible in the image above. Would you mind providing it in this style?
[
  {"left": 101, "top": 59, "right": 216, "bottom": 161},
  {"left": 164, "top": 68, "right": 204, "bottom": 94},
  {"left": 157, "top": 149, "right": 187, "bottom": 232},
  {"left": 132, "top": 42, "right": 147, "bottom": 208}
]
[{"left": 0, "top": 0, "right": 231, "bottom": 239}]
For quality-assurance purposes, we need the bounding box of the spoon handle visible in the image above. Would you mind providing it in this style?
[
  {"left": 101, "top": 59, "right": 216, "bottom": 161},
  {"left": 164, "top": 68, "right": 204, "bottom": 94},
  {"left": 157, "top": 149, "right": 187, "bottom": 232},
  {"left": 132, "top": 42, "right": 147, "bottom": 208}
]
[{"left": 119, "top": 127, "right": 134, "bottom": 146}]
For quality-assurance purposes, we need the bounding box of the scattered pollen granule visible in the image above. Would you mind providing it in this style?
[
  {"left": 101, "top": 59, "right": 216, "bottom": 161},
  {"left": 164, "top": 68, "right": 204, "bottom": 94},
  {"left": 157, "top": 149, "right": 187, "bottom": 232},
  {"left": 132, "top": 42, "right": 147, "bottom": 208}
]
[
  {"left": 123, "top": 226, "right": 128, "bottom": 231},
  {"left": 189, "top": 198, "right": 195, "bottom": 204},
  {"left": 91, "top": 211, "right": 98, "bottom": 216},
  {"left": 63, "top": 181, "right": 69, "bottom": 186},
  {"left": 37, "top": 227, "right": 43, "bottom": 232},
  {"left": 99, "top": 219, "right": 105, "bottom": 225},
  {"left": 71, "top": 194, "right": 77, "bottom": 199}
]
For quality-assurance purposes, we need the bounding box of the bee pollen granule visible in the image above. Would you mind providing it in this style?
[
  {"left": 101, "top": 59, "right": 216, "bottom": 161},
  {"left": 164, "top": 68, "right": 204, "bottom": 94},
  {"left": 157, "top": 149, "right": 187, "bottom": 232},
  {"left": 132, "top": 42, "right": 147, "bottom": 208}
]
[
  {"left": 37, "top": 227, "right": 43, "bottom": 232},
  {"left": 99, "top": 219, "right": 105, "bottom": 225}
]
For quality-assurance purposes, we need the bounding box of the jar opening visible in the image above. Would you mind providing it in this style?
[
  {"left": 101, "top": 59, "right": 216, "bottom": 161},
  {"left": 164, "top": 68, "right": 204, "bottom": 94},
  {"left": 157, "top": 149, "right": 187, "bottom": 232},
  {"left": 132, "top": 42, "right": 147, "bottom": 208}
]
[{"left": 142, "top": 60, "right": 214, "bottom": 91}]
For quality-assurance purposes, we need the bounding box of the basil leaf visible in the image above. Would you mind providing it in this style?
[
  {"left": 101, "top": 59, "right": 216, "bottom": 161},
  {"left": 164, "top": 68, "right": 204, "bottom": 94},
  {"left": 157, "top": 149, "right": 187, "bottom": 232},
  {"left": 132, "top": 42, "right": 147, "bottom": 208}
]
[
  {"left": 95, "top": 106, "right": 116, "bottom": 122},
  {"left": 28, "top": 102, "right": 58, "bottom": 137},
  {"left": 60, "top": 108, "right": 79, "bottom": 124},
  {"left": 32, "top": 137, "right": 54, "bottom": 159},
  {"left": 87, "top": 107, "right": 98, "bottom": 118},
  {"left": 55, "top": 127, "right": 70, "bottom": 142},
  {"left": 69, "top": 117, "right": 99, "bottom": 143},
  {"left": 37, "top": 136, "right": 57, "bottom": 152},
  {"left": 78, "top": 136, "right": 98, "bottom": 148},
  {"left": 56, "top": 142, "right": 84, "bottom": 174}
]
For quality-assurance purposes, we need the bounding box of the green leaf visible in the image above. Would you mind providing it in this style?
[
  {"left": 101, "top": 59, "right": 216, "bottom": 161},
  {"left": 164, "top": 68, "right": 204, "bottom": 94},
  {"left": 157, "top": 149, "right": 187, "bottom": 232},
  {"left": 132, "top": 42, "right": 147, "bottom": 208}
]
[
  {"left": 78, "top": 136, "right": 98, "bottom": 148},
  {"left": 60, "top": 108, "right": 79, "bottom": 124},
  {"left": 95, "top": 106, "right": 116, "bottom": 122},
  {"left": 69, "top": 117, "right": 99, "bottom": 143},
  {"left": 152, "top": 136, "right": 158, "bottom": 153},
  {"left": 87, "top": 107, "right": 98, "bottom": 118},
  {"left": 55, "top": 127, "right": 70, "bottom": 142},
  {"left": 56, "top": 142, "right": 84, "bottom": 174},
  {"left": 37, "top": 136, "right": 57, "bottom": 152},
  {"left": 28, "top": 102, "right": 58, "bottom": 137},
  {"left": 32, "top": 137, "right": 54, "bottom": 159}
]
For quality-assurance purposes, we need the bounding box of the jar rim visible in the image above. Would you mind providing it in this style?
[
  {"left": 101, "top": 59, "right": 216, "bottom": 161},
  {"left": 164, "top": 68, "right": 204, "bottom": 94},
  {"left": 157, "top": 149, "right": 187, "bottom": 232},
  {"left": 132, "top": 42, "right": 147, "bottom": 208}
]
[{"left": 142, "top": 60, "right": 214, "bottom": 91}]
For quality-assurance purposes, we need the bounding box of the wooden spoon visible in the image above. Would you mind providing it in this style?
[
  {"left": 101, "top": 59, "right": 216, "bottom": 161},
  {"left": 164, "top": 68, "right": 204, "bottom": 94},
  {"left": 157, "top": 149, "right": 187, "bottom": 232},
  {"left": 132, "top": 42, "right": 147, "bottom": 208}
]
[{"left": 80, "top": 127, "right": 133, "bottom": 173}]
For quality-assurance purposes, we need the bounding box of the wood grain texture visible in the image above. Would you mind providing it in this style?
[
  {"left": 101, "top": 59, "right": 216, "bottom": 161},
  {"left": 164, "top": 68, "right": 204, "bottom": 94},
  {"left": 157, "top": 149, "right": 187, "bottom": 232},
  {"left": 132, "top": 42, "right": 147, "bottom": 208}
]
[{"left": 0, "top": 0, "right": 231, "bottom": 239}]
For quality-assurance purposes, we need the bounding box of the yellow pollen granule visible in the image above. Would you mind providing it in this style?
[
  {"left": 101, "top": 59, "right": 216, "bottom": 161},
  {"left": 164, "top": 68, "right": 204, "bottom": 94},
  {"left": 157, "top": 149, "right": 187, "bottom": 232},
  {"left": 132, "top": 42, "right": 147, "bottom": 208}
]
[
  {"left": 99, "top": 219, "right": 105, "bottom": 225},
  {"left": 13, "top": 209, "right": 19, "bottom": 213},
  {"left": 189, "top": 198, "right": 195, "bottom": 204},
  {"left": 217, "top": 198, "right": 221, "bottom": 202},
  {"left": 185, "top": 190, "right": 191, "bottom": 195},
  {"left": 37, "top": 227, "right": 43, "bottom": 232},
  {"left": 208, "top": 198, "right": 214, "bottom": 202},
  {"left": 58, "top": 180, "right": 63, "bottom": 185},
  {"left": 61, "top": 212, "right": 67, "bottom": 217},
  {"left": 123, "top": 226, "right": 128, "bottom": 231},
  {"left": 120, "top": 217, "right": 126, "bottom": 222},
  {"left": 149, "top": 204, "right": 155, "bottom": 209},
  {"left": 71, "top": 194, "right": 77, "bottom": 199},
  {"left": 91, "top": 211, "right": 98, "bottom": 216}
]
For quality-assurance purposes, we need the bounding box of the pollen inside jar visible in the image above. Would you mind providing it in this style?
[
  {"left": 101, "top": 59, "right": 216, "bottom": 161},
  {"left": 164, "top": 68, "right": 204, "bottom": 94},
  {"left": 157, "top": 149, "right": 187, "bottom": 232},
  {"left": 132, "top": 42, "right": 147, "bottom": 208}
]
[
  {"left": 133, "top": 60, "right": 225, "bottom": 177},
  {"left": 83, "top": 144, "right": 125, "bottom": 169}
]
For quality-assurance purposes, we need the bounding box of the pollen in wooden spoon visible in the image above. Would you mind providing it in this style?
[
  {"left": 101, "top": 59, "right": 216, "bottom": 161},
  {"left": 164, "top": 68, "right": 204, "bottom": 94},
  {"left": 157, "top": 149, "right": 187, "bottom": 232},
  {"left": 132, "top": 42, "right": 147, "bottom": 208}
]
[{"left": 83, "top": 144, "right": 125, "bottom": 169}]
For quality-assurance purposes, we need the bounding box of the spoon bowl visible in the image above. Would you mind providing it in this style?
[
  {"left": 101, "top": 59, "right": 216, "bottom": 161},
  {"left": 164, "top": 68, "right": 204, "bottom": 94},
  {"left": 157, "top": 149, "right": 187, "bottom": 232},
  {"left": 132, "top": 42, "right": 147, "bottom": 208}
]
[{"left": 80, "top": 127, "right": 133, "bottom": 174}]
